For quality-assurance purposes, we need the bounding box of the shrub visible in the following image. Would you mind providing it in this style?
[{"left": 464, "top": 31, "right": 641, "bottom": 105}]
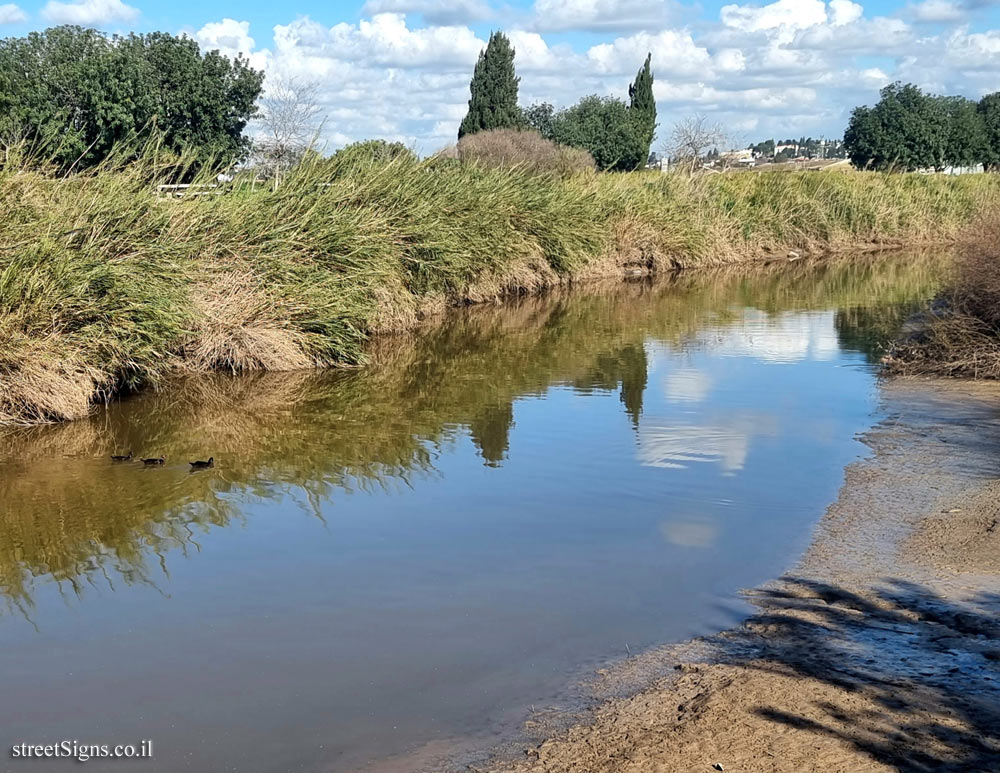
[
  {"left": 885, "top": 245, "right": 1000, "bottom": 378},
  {"left": 327, "top": 140, "right": 416, "bottom": 173},
  {"left": 457, "top": 128, "right": 595, "bottom": 176}
]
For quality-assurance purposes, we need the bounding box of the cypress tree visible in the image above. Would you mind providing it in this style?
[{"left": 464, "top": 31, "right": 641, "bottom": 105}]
[
  {"left": 628, "top": 53, "right": 656, "bottom": 157},
  {"left": 458, "top": 31, "right": 521, "bottom": 139}
]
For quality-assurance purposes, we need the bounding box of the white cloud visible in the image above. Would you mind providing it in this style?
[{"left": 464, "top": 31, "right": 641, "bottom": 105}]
[
  {"left": 361, "top": 0, "right": 493, "bottom": 25},
  {"left": 721, "top": 0, "right": 829, "bottom": 32},
  {"left": 195, "top": 18, "right": 255, "bottom": 56},
  {"left": 278, "top": 14, "right": 484, "bottom": 69},
  {"left": 532, "top": 0, "right": 682, "bottom": 32},
  {"left": 859, "top": 66, "right": 891, "bottom": 86},
  {"left": 829, "top": 0, "right": 864, "bottom": 24},
  {"left": 791, "top": 15, "right": 913, "bottom": 52},
  {"left": 0, "top": 3, "right": 26, "bottom": 23},
  {"left": 194, "top": 18, "right": 269, "bottom": 69},
  {"left": 587, "top": 30, "right": 711, "bottom": 76},
  {"left": 177, "top": 0, "right": 1000, "bottom": 155},
  {"left": 506, "top": 30, "right": 566, "bottom": 71},
  {"left": 909, "top": 0, "right": 965, "bottom": 21},
  {"left": 41, "top": 0, "right": 137, "bottom": 24}
]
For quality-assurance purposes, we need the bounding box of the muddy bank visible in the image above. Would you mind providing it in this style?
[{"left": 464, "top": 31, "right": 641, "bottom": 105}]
[{"left": 475, "top": 379, "right": 1000, "bottom": 773}]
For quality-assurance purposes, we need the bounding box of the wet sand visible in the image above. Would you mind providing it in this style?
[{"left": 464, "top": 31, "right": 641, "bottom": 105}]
[{"left": 476, "top": 378, "right": 1000, "bottom": 773}]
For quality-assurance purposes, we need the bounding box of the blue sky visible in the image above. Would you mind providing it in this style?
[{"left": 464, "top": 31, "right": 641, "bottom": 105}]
[{"left": 3, "top": 0, "right": 1000, "bottom": 152}]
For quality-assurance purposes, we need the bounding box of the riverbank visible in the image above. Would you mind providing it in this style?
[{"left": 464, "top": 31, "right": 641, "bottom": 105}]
[
  {"left": 3, "top": 153, "right": 999, "bottom": 426},
  {"left": 477, "top": 378, "right": 1000, "bottom": 773},
  {"left": 885, "top": 241, "right": 1000, "bottom": 379}
]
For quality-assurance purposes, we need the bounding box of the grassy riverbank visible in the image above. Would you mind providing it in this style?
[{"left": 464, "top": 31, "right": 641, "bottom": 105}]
[{"left": 2, "top": 151, "right": 999, "bottom": 424}]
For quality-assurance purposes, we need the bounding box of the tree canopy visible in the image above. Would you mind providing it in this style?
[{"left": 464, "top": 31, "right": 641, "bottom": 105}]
[
  {"left": 0, "top": 25, "right": 263, "bottom": 170},
  {"left": 979, "top": 92, "right": 1000, "bottom": 170},
  {"left": 458, "top": 31, "right": 521, "bottom": 139},
  {"left": 628, "top": 53, "right": 656, "bottom": 158},
  {"left": 548, "top": 96, "right": 648, "bottom": 172},
  {"left": 843, "top": 82, "right": 997, "bottom": 171},
  {"left": 939, "top": 96, "right": 988, "bottom": 169}
]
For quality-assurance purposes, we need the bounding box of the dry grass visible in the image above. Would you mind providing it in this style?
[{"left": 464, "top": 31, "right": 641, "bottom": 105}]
[
  {"left": 182, "top": 271, "right": 315, "bottom": 372},
  {"left": 885, "top": 244, "right": 1000, "bottom": 379},
  {"left": 456, "top": 128, "right": 596, "bottom": 177}
]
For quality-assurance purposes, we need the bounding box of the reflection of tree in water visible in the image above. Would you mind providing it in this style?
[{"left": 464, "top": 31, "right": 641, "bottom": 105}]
[
  {"left": 572, "top": 343, "right": 649, "bottom": 428},
  {"left": 0, "top": 251, "right": 951, "bottom": 610},
  {"left": 469, "top": 401, "right": 515, "bottom": 467},
  {"left": 619, "top": 344, "right": 649, "bottom": 429},
  {"left": 834, "top": 302, "right": 924, "bottom": 364}
]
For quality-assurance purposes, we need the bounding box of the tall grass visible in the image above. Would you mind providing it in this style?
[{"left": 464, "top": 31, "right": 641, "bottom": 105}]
[{"left": 2, "top": 147, "right": 999, "bottom": 424}]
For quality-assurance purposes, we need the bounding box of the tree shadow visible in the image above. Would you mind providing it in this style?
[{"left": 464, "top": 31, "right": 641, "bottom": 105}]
[{"left": 724, "top": 575, "right": 1000, "bottom": 771}]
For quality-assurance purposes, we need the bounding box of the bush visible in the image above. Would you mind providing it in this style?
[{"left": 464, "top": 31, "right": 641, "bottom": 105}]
[
  {"left": 327, "top": 140, "right": 416, "bottom": 173},
  {"left": 457, "top": 129, "right": 595, "bottom": 176},
  {"left": 885, "top": 245, "right": 1000, "bottom": 378}
]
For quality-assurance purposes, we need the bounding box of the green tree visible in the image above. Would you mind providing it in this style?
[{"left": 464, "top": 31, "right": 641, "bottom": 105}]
[
  {"left": 844, "top": 82, "right": 949, "bottom": 171},
  {"left": 550, "top": 95, "right": 647, "bottom": 171},
  {"left": 937, "top": 96, "right": 987, "bottom": 168},
  {"left": 628, "top": 53, "right": 656, "bottom": 157},
  {"left": 979, "top": 92, "right": 1000, "bottom": 170},
  {"left": 0, "top": 25, "right": 262, "bottom": 171},
  {"left": 522, "top": 102, "right": 556, "bottom": 139},
  {"left": 123, "top": 32, "right": 263, "bottom": 162},
  {"left": 749, "top": 139, "right": 775, "bottom": 158},
  {"left": 458, "top": 31, "right": 521, "bottom": 139}
]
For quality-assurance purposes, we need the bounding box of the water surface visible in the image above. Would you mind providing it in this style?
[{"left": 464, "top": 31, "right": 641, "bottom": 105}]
[{"left": 0, "top": 254, "right": 945, "bottom": 772}]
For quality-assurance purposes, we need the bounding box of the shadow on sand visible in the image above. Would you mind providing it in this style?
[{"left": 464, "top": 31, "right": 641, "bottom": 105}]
[{"left": 729, "top": 575, "right": 1000, "bottom": 771}]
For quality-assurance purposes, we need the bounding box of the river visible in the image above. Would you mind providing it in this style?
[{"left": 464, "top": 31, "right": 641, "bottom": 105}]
[{"left": 0, "top": 253, "right": 947, "bottom": 772}]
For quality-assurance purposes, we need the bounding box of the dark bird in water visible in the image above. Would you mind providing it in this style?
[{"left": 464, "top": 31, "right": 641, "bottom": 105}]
[
  {"left": 110, "top": 451, "right": 132, "bottom": 461},
  {"left": 141, "top": 456, "right": 165, "bottom": 465},
  {"left": 189, "top": 457, "right": 214, "bottom": 469}
]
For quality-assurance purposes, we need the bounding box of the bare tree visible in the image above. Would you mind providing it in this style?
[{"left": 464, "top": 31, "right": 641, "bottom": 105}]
[
  {"left": 253, "top": 77, "right": 324, "bottom": 188},
  {"left": 667, "top": 115, "right": 729, "bottom": 174}
]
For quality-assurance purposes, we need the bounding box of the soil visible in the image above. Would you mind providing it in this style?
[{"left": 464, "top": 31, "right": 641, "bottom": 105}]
[{"left": 474, "top": 378, "right": 1000, "bottom": 773}]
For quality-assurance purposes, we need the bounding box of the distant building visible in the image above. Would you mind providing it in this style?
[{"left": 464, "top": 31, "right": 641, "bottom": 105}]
[
  {"left": 646, "top": 152, "right": 669, "bottom": 171},
  {"left": 720, "top": 149, "right": 755, "bottom": 166},
  {"left": 920, "top": 164, "right": 985, "bottom": 175}
]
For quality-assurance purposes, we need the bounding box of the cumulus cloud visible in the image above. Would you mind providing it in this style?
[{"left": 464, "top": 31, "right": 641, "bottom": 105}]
[
  {"left": 532, "top": 0, "right": 683, "bottom": 32},
  {"left": 41, "top": 0, "right": 138, "bottom": 24},
  {"left": 909, "top": 0, "right": 965, "bottom": 20},
  {"left": 587, "top": 29, "right": 711, "bottom": 75},
  {"left": 791, "top": 15, "right": 914, "bottom": 52},
  {"left": 194, "top": 18, "right": 269, "bottom": 69},
  {"left": 180, "top": 0, "right": 1000, "bottom": 155},
  {"left": 720, "top": 0, "right": 828, "bottom": 32},
  {"left": 361, "top": 0, "right": 493, "bottom": 25},
  {"left": 906, "top": 0, "right": 1000, "bottom": 22},
  {"left": 273, "top": 14, "right": 484, "bottom": 70},
  {"left": 0, "top": 3, "right": 26, "bottom": 23}
]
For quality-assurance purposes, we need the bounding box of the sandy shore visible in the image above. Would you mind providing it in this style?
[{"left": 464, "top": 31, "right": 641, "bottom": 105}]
[{"left": 474, "top": 378, "right": 1000, "bottom": 773}]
